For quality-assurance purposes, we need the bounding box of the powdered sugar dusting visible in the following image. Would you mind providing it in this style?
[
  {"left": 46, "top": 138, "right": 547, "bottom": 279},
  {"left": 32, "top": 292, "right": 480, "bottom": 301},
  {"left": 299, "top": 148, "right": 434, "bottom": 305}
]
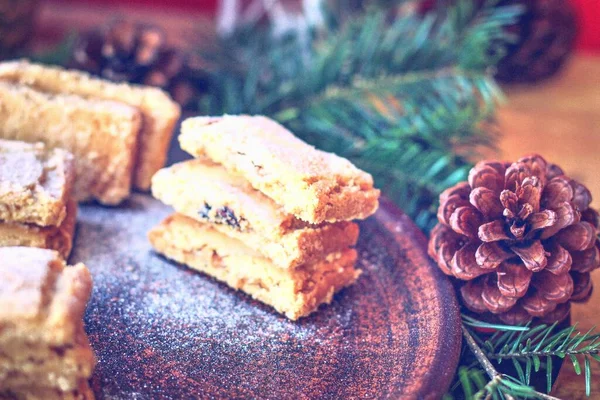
[{"left": 74, "top": 194, "right": 459, "bottom": 399}]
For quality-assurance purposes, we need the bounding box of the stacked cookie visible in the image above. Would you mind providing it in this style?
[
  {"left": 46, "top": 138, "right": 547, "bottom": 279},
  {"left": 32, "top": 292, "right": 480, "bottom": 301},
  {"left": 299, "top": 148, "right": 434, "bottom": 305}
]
[
  {"left": 149, "top": 115, "right": 380, "bottom": 320},
  {"left": 0, "top": 247, "right": 95, "bottom": 399},
  {"left": 0, "top": 60, "right": 180, "bottom": 205},
  {"left": 0, "top": 140, "right": 77, "bottom": 258}
]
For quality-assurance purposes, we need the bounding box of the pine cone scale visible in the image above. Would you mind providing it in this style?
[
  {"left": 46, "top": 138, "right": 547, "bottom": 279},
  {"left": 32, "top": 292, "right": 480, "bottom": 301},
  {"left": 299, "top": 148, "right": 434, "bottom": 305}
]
[
  {"left": 499, "top": 305, "right": 531, "bottom": 325},
  {"left": 469, "top": 165, "right": 505, "bottom": 194},
  {"left": 438, "top": 194, "right": 471, "bottom": 226},
  {"left": 440, "top": 182, "right": 471, "bottom": 203},
  {"left": 582, "top": 209, "right": 599, "bottom": 228},
  {"left": 539, "top": 303, "right": 571, "bottom": 324},
  {"left": 540, "top": 201, "right": 579, "bottom": 239},
  {"left": 572, "top": 181, "right": 593, "bottom": 211},
  {"left": 460, "top": 279, "right": 488, "bottom": 313},
  {"left": 543, "top": 176, "right": 574, "bottom": 209},
  {"left": 528, "top": 209, "right": 557, "bottom": 232},
  {"left": 497, "top": 262, "right": 532, "bottom": 298},
  {"left": 482, "top": 277, "right": 518, "bottom": 314},
  {"left": 475, "top": 242, "right": 513, "bottom": 269},
  {"left": 571, "top": 246, "right": 600, "bottom": 273},
  {"left": 470, "top": 187, "right": 504, "bottom": 218},
  {"left": 517, "top": 177, "right": 542, "bottom": 213},
  {"left": 500, "top": 190, "right": 519, "bottom": 215},
  {"left": 521, "top": 291, "right": 557, "bottom": 317},
  {"left": 478, "top": 220, "right": 510, "bottom": 242},
  {"left": 449, "top": 206, "right": 482, "bottom": 239},
  {"left": 571, "top": 272, "right": 593, "bottom": 302},
  {"left": 532, "top": 271, "right": 574, "bottom": 303},
  {"left": 451, "top": 242, "right": 487, "bottom": 280},
  {"left": 545, "top": 243, "right": 572, "bottom": 275},
  {"left": 556, "top": 222, "right": 597, "bottom": 252},
  {"left": 511, "top": 240, "right": 548, "bottom": 272}
]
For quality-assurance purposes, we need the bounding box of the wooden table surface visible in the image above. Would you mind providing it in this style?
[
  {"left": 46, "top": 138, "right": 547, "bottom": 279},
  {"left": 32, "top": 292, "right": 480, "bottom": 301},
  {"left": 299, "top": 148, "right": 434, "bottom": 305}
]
[
  {"left": 34, "top": 1, "right": 600, "bottom": 398},
  {"left": 498, "top": 55, "right": 600, "bottom": 399}
]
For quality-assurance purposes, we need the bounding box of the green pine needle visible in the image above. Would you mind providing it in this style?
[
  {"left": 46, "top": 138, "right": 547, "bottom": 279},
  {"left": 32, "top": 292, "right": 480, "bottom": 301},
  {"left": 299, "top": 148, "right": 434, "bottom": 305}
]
[
  {"left": 462, "top": 315, "right": 529, "bottom": 332},
  {"left": 586, "top": 356, "right": 592, "bottom": 396},
  {"left": 546, "top": 356, "right": 553, "bottom": 394}
]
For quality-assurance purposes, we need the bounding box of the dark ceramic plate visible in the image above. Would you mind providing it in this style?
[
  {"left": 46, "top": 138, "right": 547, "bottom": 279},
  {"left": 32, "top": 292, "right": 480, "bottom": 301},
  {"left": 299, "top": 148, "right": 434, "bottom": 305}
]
[{"left": 73, "top": 195, "right": 461, "bottom": 399}]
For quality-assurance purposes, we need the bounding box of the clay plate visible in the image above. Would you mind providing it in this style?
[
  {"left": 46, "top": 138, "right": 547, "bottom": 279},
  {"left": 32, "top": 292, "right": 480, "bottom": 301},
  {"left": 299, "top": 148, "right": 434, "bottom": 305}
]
[{"left": 73, "top": 195, "right": 461, "bottom": 399}]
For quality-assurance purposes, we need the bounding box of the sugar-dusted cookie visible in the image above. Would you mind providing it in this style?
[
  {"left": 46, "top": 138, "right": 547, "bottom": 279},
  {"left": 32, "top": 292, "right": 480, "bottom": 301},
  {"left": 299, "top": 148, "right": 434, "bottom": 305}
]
[
  {"left": 0, "top": 140, "right": 74, "bottom": 226},
  {"left": 152, "top": 159, "right": 359, "bottom": 269},
  {"left": 0, "top": 83, "right": 141, "bottom": 204},
  {"left": 149, "top": 214, "right": 360, "bottom": 320},
  {"left": 179, "top": 115, "right": 380, "bottom": 223},
  {"left": 0, "top": 247, "right": 95, "bottom": 399},
  {"left": 0, "top": 199, "right": 78, "bottom": 259},
  {"left": 0, "top": 60, "right": 181, "bottom": 191}
]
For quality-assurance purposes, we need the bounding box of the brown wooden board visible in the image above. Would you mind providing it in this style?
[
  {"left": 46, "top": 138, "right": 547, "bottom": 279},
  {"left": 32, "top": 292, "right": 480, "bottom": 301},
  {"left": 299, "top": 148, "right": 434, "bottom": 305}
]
[{"left": 73, "top": 195, "right": 461, "bottom": 399}]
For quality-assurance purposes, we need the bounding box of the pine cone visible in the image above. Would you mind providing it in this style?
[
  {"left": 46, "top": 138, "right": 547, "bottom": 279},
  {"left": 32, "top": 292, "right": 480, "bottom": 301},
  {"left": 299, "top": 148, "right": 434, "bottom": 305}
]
[
  {"left": 429, "top": 155, "right": 599, "bottom": 324},
  {"left": 495, "top": 0, "right": 578, "bottom": 83},
  {"left": 69, "top": 20, "right": 207, "bottom": 109}
]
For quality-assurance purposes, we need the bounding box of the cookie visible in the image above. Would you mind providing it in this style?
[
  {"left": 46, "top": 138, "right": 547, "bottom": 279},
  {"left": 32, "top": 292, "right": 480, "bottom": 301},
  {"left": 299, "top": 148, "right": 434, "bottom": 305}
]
[
  {"left": 0, "top": 140, "right": 74, "bottom": 226},
  {"left": 151, "top": 159, "right": 359, "bottom": 268},
  {"left": 0, "top": 60, "right": 181, "bottom": 191},
  {"left": 179, "top": 115, "right": 380, "bottom": 223},
  {"left": 0, "top": 199, "right": 77, "bottom": 259},
  {"left": 149, "top": 214, "right": 360, "bottom": 320},
  {"left": 0, "top": 82, "right": 141, "bottom": 204},
  {"left": 0, "top": 247, "right": 95, "bottom": 399}
]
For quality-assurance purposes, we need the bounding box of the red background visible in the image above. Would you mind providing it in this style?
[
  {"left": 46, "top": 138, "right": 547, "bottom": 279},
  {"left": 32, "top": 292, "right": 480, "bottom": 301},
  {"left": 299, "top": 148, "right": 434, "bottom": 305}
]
[
  {"left": 571, "top": 0, "right": 600, "bottom": 50},
  {"left": 53, "top": 0, "right": 600, "bottom": 52}
]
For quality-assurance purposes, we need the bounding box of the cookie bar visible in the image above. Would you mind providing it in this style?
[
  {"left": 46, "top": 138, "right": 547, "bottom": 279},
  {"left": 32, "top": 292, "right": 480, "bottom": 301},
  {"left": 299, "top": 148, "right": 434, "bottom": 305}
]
[
  {"left": 0, "top": 247, "right": 95, "bottom": 399},
  {"left": 149, "top": 214, "right": 360, "bottom": 320},
  {"left": 151, "top": 159, "right": 359, "bottom": 268},
  {"left": 0, "top": 81, "right": 141, "bottom": 204},
  {"left": 0, "top": 60, "right": 181, "bottom": 191},
  {"left": 179, "top": 115, "right": 380, "bottom": 223},
  {"left": 0, "top": 328, "right": 94, "bottom": 399},
  {"left": 0, "top": 140, "right": 74, "bottom": 227},
  {"left": 0, "top": 199, "right": 77, "bottom": 259}
]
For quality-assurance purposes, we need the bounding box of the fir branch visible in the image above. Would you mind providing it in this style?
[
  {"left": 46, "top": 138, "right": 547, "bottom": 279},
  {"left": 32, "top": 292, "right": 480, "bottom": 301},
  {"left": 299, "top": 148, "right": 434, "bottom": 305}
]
[
  {"left": 482, "top": 322, "right": 600, "bottom": 396},
  {"left": 462, "top": 326, "right": 513, "bottom": 398},
  {"left": 451, "top": 316, "right": 600, "bottom": 398},
  {"left": 461, "top": 325, "right": 561, "bottom": 400}
]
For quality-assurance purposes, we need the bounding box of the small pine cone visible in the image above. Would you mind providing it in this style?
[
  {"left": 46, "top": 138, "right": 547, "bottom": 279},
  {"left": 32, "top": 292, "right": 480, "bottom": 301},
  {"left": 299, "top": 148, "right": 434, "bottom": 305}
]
[
  {"left": 429, "top": 154, "right": 600, "bottom": 325},
  {"left": 418, "top": 0, "right": 577, "bottom": 83},
  {"left": 495, "top": 0, "right": 578, "bottom": 83},
  {"left": 69, "top": 20, "right": 207, "bottom": 109}
]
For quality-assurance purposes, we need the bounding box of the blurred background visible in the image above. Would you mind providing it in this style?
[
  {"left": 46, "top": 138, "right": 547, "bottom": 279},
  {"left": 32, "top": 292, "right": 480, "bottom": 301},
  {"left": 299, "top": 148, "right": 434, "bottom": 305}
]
[{"left": 12, "top": 0, "right": 600, "bottom": 52}]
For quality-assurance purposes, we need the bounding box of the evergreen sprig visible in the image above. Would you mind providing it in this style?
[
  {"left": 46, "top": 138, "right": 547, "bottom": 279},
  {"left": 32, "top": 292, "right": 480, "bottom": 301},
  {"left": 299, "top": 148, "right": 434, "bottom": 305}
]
[
  {"left": 446, "top": 315, "right": 600, "bottom": 399},
  {"left": 198, "top": 0, "right": 522, "bottom": 232}
]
